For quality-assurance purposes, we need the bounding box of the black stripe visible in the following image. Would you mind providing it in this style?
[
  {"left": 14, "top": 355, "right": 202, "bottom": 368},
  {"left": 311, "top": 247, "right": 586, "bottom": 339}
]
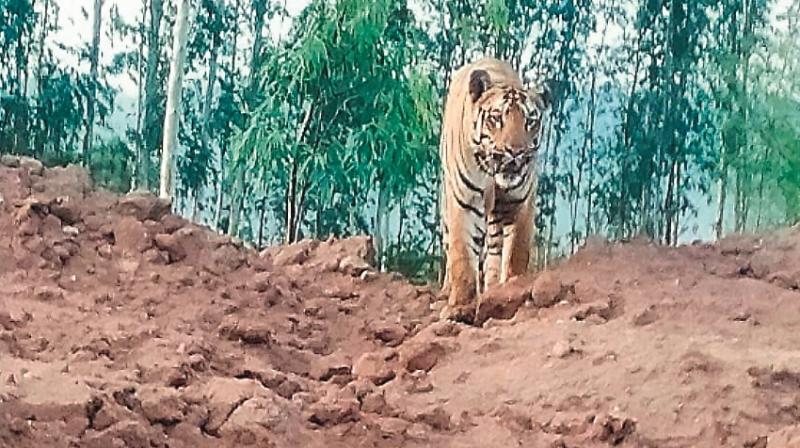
[
  {"left": 453, "top": 192, "right": 483, "bottom": 218},
  {"left": 473, "top": 224, "right": 486, "bottom": 237},
  {"left": 507, "top": 169, "right": 531, "bottom": 192},
  {"left": 498, "top": 190, "right": 529, "bottom": 207},
  {"left": 472, "top": 234, "right": 484, "bottom": 247},
  {"left": 488, "top": 227, "right": 503, "bottom": 238},
  {"left": 512, "top": 177, "right": 536, "bottom": 201},
  {"left": 456, "top": 142, "right": 482, "bottom": 189},
  {"left": 488, "top": 216, "right": 509, "bottom": 226},
  {"left": 487, "top": 240, "right": 502, "bottom": 250},
  {"left": 445, "top": 171, "right": 483, "bottom": 218},
  {"left": 457, "top": 165, "right": 481, "bottom": 194},
  {"left": 493, "top": 180, "right": 535, "bottom": 215},
  {"left": 488, "top": 248, "right": 502, "bottom": 256}
]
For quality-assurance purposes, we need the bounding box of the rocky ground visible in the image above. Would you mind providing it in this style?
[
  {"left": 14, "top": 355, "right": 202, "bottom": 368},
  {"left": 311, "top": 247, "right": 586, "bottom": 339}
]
[{"left": 1, "top": 156, "right": 800, "bottom": 447}]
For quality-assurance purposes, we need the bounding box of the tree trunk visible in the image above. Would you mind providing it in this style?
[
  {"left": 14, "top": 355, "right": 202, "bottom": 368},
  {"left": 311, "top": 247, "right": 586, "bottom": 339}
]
[
  {"left": 257, "top": 197, "right": 267, "bottom": 248},
  {"left": 571, "top": 67, "right": 597, "bottom": 254},
  {"left": 619, "top": 33, "right": 644, "bottom": 239},
  {"left": 159, "top": 0, "right": 191, "bottom": 200},
  {"left": 227, "top": 0, "right": 267, "bottom": 237},
  {"left": 214, "top": 0, "right": 240, "bottom": 231},
  {"left": 32, "top": 0, "right": 52, "bottom": 158},
  {"left": 82, "top": 0, "right": 104, "bottom": 169},
  {"left": 132, "top": 0, "right": 147, "bottom": 190},
  {"left": 374, "top": 175, "right": 389, "bottom": 271},
  {"left": 715, "top": 149, "right": 728, "bottom": 240},
  {"left": 282, "top": 102, "right": 314, "bottom": 244},
  {"left": 198, "top": 1, "right": 220, "bottom": 218},
  {"left": 284, "top": 158, "right": 297, "bottom": 244},
  {"left": 138, "top": 0, "right": 164, "bottom": 192}
]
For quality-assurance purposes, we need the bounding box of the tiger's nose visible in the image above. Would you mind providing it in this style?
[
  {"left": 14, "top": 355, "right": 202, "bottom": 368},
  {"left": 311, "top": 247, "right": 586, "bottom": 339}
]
[{"left": 504, "top": 144, "right": 527, "bottom": 156}]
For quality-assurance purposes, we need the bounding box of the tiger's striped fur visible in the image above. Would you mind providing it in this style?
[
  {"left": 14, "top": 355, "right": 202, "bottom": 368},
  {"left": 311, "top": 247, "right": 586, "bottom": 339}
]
[{"left": 439, "top": 57, "right": 553, "bottom": 323}]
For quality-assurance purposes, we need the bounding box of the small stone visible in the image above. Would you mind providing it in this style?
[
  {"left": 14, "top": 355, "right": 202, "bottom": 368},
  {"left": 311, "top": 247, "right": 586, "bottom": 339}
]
[
  {"left": 160, "top": 214, "right": 188, "bottom": 233},
  {"left": 117, "top": 192, "right": 172, "bottom": 221},
  {"left": 475, "top": 277, "right": 530, "bottom": 324},
  {"left": 401, "top": 340, "right": 447, "bottom": 372},
  {"left": 34, "top": 286, "right": 65, "bottom": 302},
  {"left": 1, "top": 154, "right": 20, "bottom": 167},
  {"left": 251, "top": 254, "right": 274, "bottom": 272},
  {"left": 742, "top": 436, "right": 768, "bottom": 448},
  {"left": 430, "top": 321, "right": 461, "bottom": 337},
  {"left": 406, "top": 370, "right": 434, "bottom": 394},
  {"left": 50, "top": 197, "right": 82, "bottom": 225},
  {"left": 532, "top": 272, "right": 569, "bottom": 307},
  {"left": 353, "top": 352, "right": 396, "bottom": 386},
  {"left": 360, "top": 270, "right": 379, "bottom": 282},
  {"left": 307, "top": 392, "right": 360, "bottom": 427},
  {"left": 416, "top": 406, "right": 451, "bottom": 431},
  {"left": 154, "top": 233, "right": 187, "bottom": 262},
  {"left": 62, "top": 225, "right": 80, "bottom": 237},
  {"left": 375, "top": 417, "right": 410, "bottom": 437},
  {"left": 113, "top": 217, "right": 154, "bottom": 256},
  {"left": 218, "top": 317, "right": 272, "bottom": 345},
  {"left": 97, "top": 243, "right": 113, "bottom": 259},
  {"left": 371, "top": 322, "right": 407, "bottom": 347},
  {"left": 551, "top": 340, "right": 574, "bottom": 359},
  {"left": 311, "top": 363, "right": 352, "bottom": 382},
  {"left": 360, "top": 392, "right": 388, "bottom": 414},
  {"left": 19, "top": 157, "right": 44, "bottom": 176},
  {"left": 140, "top": 390, "right": 186, "bottom": 425},
  {"left": 631, "top": 305, "right": 659, "bottom": 326},
  {"left": 208, "top": 244, "right": 246, "bottom": 274},
  {"left": 274, "top": 240, "right": 318, "bottom": 266},
  {"left": 143, "top": 248, "right": 169, "bottom": 265},
  {"left": 339, "top": 255, "right": 371, "bottom": 276},
  {"left": 188, "top": 354, "right": 207, "bottom": 372}
]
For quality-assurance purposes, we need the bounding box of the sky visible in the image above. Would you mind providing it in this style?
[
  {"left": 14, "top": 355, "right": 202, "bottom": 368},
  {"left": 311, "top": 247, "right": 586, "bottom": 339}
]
[
  {"left": 51, "top": 0, "right": 792, "bottom": 99},
  {"left": 51, "top": 0, "right": 311, "bottom": 137}
]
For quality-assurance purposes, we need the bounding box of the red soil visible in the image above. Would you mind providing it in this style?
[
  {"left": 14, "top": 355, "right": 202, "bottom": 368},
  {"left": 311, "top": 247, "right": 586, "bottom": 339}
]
[{"left": 1, "top": 156, "right": 799, "bottom": 447}]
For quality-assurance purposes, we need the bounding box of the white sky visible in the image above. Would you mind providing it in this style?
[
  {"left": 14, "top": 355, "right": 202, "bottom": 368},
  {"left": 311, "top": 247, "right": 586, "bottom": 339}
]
[{"left": 49, "top": 0, "right": 793, "bottom": 130}]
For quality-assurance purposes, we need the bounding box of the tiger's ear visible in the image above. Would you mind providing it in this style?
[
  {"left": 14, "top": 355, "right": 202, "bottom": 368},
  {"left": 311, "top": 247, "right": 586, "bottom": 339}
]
[
  {"left": 532, "top": 79, "right": 565, "bottom": 111},
  {"left": 469, "top": 69, "right": 491, "bottom": 103}
]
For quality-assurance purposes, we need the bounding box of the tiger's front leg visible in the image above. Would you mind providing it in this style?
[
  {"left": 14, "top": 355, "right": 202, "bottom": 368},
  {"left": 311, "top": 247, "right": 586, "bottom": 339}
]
[
  {"left": 483, "top": 215, "right": 503, "bottom": 290},
  {"left": 440, "top": 206, "right": 481, "bottom": 323},
  {"left": 501, "top": 198, "right": 534, "bottom": 282}
]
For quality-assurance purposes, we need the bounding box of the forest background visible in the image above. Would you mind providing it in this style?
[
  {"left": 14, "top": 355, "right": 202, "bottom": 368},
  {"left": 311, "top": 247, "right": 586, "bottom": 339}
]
[{"left": 1, "top": 0, "right": 798, "bottom": 281}]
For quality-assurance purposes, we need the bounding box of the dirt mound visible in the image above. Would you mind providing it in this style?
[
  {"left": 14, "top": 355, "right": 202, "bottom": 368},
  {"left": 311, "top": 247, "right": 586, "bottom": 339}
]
[{"left": 1, "top": 157, "right": 799, "bottom": 447}]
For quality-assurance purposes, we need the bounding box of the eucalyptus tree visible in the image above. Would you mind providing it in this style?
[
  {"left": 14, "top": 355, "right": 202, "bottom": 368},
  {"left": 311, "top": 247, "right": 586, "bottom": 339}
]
[
  {"left": 138, "top": 0, "right": 165, "bottom": 191},
  {"left": 82, "top": 0, "right": 105, "bottom": 168},
  {"left": 233, "top": 0, "right": 437, "bottom": 260}
]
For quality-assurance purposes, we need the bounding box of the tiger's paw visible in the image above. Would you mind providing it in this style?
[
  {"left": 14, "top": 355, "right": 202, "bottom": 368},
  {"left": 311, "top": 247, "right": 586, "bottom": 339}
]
[{"left": 439, "top": 302, "right": 477, "bottom": 325}]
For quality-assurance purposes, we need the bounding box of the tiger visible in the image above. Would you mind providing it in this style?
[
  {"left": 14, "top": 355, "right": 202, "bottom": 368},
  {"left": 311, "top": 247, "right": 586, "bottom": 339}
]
[{"left": 439, "top": 57, "right": 555, "bottom": 323}]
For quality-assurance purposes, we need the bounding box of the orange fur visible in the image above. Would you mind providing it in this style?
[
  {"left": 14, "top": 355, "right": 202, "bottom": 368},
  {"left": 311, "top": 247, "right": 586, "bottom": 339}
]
[{"left": 439, "top": 57, "right": 549, "bottom": 323}]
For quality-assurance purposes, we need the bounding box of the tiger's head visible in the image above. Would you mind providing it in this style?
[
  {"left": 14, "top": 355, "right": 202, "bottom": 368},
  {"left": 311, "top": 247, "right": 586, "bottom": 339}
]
[{"left": 468, "top": 69, "right": 556, "bottom": 189}]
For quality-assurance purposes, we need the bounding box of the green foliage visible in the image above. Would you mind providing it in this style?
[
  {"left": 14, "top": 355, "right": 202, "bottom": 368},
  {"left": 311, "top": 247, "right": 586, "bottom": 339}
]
[
  {"left": 0, "top": 0, "right": 797, "bottom": 280},
  {"left": 90, "top": 137, "right": 134, "bottom": 192},
  {"left": 232, "top": 0, "right": 437, "bottom": 249}
]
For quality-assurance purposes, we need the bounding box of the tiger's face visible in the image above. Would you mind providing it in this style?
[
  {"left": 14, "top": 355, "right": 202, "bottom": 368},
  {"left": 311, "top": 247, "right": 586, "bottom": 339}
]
[{"left": 468, "top": 69, "right": 553, "bottom": 189}]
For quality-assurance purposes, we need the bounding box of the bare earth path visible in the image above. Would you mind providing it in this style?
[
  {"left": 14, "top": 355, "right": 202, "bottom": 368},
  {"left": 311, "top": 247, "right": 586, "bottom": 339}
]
[{"left": 1, "top": 157, "right": 799, "bottom": 447}]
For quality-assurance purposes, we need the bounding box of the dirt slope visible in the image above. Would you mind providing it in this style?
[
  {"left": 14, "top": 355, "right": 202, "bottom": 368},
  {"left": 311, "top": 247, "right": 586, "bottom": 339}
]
[{"left": 1, "top": 156, "right": 800, "bottom": 448}]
